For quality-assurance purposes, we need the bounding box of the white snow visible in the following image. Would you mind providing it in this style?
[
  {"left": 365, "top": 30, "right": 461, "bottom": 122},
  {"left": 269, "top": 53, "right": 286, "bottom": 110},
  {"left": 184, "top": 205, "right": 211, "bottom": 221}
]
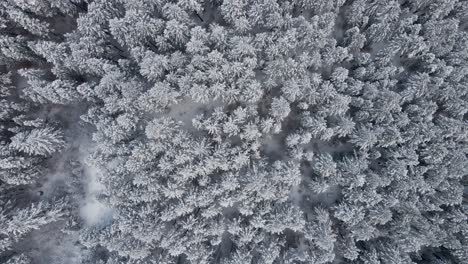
[
  {"left": 80, "top": 161, "right": 114, "bottom": 226},
  {"left": 167, "top": 98, "right": 225, "bottom": 132},
  {"left": 80, "top": 198, "right": 113, "bottom": 226},
  {"left": 83, "top": 162, "right": 105, "bottom": 193}
]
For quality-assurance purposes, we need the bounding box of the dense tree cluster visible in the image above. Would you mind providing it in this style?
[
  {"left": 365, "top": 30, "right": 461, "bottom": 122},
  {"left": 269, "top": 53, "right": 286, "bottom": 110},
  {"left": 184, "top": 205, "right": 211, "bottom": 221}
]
[{"left": 0, "top": 0, "right": 467, "bottom": 263}]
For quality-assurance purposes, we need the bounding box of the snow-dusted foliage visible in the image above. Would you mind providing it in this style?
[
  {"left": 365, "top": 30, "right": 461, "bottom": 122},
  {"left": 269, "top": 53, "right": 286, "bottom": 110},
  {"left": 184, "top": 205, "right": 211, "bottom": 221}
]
[{"left": 1, "top": 0, "right": 467, "bottom": 263}]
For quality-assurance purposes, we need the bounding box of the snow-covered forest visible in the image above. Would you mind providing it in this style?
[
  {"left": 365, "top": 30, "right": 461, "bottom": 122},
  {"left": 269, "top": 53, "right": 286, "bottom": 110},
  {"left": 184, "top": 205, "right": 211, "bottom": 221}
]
[{"left": 0, "top": 0, "right": 467, "bottom": 263}]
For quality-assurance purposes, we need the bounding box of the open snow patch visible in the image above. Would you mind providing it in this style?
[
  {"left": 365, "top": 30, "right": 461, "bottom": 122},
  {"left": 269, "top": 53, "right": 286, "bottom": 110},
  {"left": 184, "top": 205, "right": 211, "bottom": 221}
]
[
  {"left": 80, "top": 161, "right": 113, "bottom": 226},
  {"left": 80, "top": 198, "right": 113, "bottom": 226}
]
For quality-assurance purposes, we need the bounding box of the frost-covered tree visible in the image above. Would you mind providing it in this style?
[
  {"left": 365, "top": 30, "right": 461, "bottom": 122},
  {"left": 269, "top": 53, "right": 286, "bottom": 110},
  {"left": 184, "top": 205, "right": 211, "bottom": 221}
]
[
  {"left": 0, "top": 0, "right": 467, "bottom": 263},
  {"left": 10, "top": 127, "right": 65, "bottom": 156}
]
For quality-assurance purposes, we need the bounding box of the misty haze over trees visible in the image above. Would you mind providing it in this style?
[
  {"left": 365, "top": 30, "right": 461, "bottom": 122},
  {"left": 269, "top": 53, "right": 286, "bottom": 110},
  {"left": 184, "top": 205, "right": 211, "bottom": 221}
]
[{"left": 0, "top": 0, "right": 467, "bottom": 263}]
